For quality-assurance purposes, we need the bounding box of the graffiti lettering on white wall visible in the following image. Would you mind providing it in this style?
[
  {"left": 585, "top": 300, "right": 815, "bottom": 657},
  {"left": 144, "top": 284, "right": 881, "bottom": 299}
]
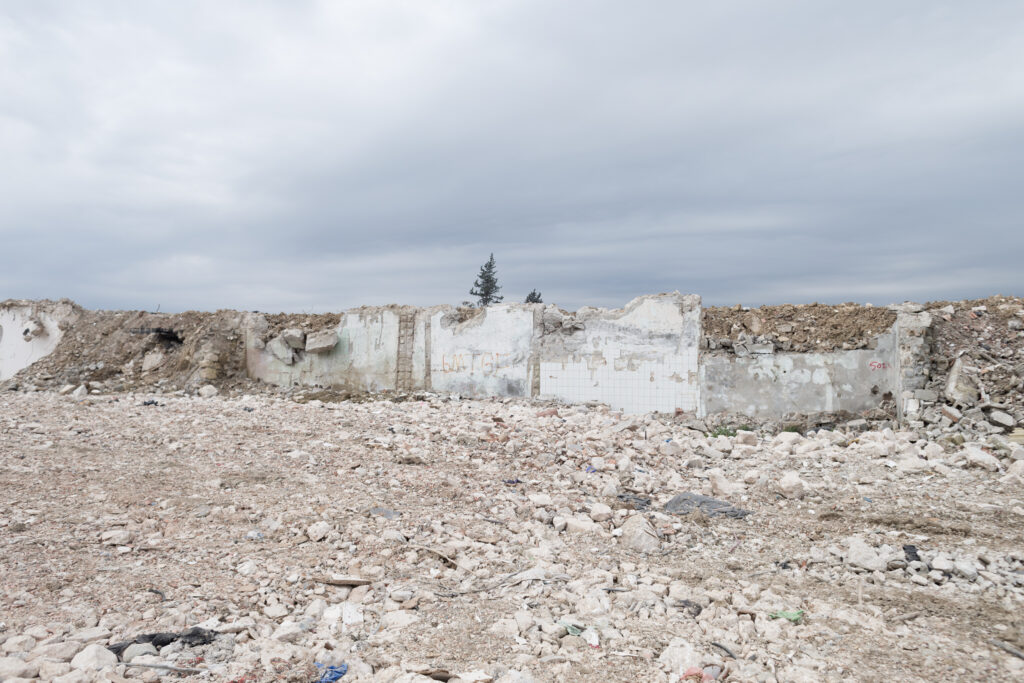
[{"left": 439, "top": 352, "right": 509, "bottom": 375}]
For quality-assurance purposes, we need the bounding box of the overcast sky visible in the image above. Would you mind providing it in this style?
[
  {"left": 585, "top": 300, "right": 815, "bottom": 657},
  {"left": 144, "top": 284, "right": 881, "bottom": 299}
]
[{"left": 1, "top": 1, "right": 1022, "bottom": 313}]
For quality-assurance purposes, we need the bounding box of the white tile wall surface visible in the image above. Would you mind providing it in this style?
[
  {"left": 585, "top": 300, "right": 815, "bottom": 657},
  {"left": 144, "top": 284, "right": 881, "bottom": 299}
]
[{"left": 540, "top": 347, "right": 698, "bottom": 414}]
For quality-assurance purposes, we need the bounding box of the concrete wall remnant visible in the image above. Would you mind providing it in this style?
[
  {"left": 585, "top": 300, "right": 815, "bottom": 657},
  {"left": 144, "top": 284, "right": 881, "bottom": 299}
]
[
  {"left": 246, "top": 308, "right": 401, "bottom": 392},
  {"left": 700, "top": 330, "right": 899, "bottom": 418},
  {"left": 241, "top": 292, "right": 922, "bottom": 418},
  {"left": 4, "top": 293, "right": 942, "bottom": 422},
  {"left": 893, "top": 307, "right": 933, "bottom": 420},
  {"left": 428, "top": 305, "right": 535, "bottom": 397},
  {"left": 0, "top": 302, "right": 66, "bottom": 381},
  {"left": 537, "top": 293, "right": 701, "bottom": 414}
]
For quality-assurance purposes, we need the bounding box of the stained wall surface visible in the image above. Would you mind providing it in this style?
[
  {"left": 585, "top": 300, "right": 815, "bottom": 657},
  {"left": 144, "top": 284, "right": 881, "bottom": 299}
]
[
  {"left": 427, "top": 306, "right": 535, "bottom": 398},
  {"left": 700, "top": 331, "right": 899, "bottom": 417}
]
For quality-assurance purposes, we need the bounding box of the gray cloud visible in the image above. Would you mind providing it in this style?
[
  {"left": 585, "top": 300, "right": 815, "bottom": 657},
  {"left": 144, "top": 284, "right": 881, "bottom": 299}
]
[{"left": 1, "top": 1, "right": 1022, "bottom": 312}]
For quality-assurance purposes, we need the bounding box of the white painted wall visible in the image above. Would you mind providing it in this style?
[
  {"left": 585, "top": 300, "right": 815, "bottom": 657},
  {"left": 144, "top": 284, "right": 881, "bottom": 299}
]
[
  {"left": 428, "top": 305, "right": 534, "bottom": 397},
  {"left": 0, "top": 306, "right": 63, "bottom": 381}
]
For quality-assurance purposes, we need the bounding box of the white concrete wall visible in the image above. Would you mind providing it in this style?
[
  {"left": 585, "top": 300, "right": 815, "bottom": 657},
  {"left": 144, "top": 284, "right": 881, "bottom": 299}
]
[
  {"left": 700, "top": 330, "right": 899, "bottom": 417},
  {"left": 0, "top": 306, "right": 63, "bottom": 381},
  {"left": 538, "top": 293, "right": 701, "bottom": 414},
  {"left": 428, "top": 305, "right": 534, "bottom": 397}
]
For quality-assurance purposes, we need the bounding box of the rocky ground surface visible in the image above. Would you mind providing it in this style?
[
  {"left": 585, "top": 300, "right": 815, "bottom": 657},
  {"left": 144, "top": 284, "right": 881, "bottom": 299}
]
[{"left": 3, "top": 391, "right": 1024, "bottom": 682}]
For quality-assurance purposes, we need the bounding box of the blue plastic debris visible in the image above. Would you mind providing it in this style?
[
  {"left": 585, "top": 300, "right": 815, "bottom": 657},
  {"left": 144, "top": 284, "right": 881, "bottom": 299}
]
[
  {"left": 504, "top": 478, "right": 522, "bottom": 485},
  {"left": 315, "top": 662, "right": 347, "bottom": 682},
  {"left": 584, "top": 465, "right": 597, "bottom": 473}
]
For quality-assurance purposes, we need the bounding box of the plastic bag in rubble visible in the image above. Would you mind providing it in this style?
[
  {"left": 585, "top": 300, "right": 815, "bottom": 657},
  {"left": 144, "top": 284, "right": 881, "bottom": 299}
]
[
  {"left": 107, "top": 627, "right": 218, "bottom": 659},
  {"left": 664, "top": 492, "right": 751, "bottom": 518},
  {"left": 315, "top": 662, "right": 348, "bottom": 682}
]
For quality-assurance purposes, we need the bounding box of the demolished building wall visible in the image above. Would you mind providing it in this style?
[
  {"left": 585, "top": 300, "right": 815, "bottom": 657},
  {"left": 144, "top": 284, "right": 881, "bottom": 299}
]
[
  {"left": 700, "top": 336, "right": 899, "bottom": 417},
  {"left": 244, "top": 294, "right": 704, "bottom": 414},
  {"left": 243, "top": 292, "right": 897, "bottom": 417},
  {"left": 8, "top": 294, "right": 1018, "bottom": 426},
  {"left": 427, "top": 305, "right": 536, "bottom": 398}
]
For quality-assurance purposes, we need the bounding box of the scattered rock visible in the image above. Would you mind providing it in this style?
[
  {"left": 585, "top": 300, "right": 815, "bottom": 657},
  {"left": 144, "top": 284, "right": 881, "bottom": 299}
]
[
  {"left": 0, "top": 656, "right": 31, "bottom": 680},
  {"left": 965, "top": 448, "right": 1002, "bottom": 471},
  {"left": 70, "top": 643, "right": 118, "bottom": 670},
  {"left": 588, "top": 503, "right": 613, "bottom": 522},
  {"left": 198, "top": 384, "right": 219, "bottom": 398},
  {"left": 846, "top": 537, "right": 886, "bottom": 572},
  {"left": 988, "top": 410, "right": 1016, "bottom": 430},
  {"left": 777, "top": 471, "right": 809, "bottom": 498},
  {"left": 620, "top": 515, "right": 660, "bottom": 553},
  {"left": 307, "top": 521, "right": 331, "bottom": 542},
  {"left": 121, "top": 642, "right": 158, "bottom": 662}
]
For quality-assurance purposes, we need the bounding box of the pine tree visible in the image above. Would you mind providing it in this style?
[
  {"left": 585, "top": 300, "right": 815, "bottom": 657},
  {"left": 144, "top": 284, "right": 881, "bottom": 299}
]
[
  {"left": 525, "top": 289, "right": 543, "bottom": 303},
  {"left": 469, "top": 253, "right": 503, "bottom": 306}
]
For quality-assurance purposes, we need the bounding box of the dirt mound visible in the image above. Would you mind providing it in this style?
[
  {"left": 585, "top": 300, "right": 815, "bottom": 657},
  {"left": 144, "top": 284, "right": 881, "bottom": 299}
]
[
  {"left": 703, "top": 302, "right": 897, "bottom": 353},
  {"left": 261, "top": 311, "right": 343, "bottom": 341},
  {"left": 6, "top": 303, "right": 250, "bottom": 392}
]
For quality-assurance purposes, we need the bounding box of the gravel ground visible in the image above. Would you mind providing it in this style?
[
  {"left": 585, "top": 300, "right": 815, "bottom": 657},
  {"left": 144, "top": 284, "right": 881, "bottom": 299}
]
[{"left": 2, "top": 391, "right": 1024, "bottom": 682}]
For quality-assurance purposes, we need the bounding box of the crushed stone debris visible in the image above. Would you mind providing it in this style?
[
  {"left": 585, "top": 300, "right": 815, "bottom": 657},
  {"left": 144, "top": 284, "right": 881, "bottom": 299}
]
[{"left": 2, "top": 390, "right": 1024, "bottom": 681}]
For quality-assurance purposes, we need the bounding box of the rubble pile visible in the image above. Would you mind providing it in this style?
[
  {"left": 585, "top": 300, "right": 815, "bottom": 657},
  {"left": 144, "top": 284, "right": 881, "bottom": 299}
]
[
  {"left": 702, "top": 303, "right": 896, "bottom": 354},
  {"left": 2, "top": 391, "right": 1023, "bottom": 681},
  {"left": 0, "top": 301, "right": 253, "bottom": 395},
  {"left": 905, "top": 297, "right": 1024, "bottom": 446}
]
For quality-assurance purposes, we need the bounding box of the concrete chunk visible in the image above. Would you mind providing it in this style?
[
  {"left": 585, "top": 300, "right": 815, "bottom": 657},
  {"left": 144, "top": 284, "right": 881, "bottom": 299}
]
[
  {"left": 944, "top": 358, "right": 979, "bottom": 406},
  {"left": 267, "top": 336, "right": 295, "bottom": 365},
  {"left": 620, "top": 515, "right": 660, "bottom": 553},
  {"left": 305, "top": 329, "right": 338, "bottom": 354},
  {"left": 988, "top": 410, "right": 1016, "bottom": 430},
  {"left": 70, "top": 643, "right": 118, "bottom": 670},
  {"left": 281, "top": 328, "right": 306, "bottom": 349},
  {"left": 845, "top": 537, "right": 885, "bottom": 572}
]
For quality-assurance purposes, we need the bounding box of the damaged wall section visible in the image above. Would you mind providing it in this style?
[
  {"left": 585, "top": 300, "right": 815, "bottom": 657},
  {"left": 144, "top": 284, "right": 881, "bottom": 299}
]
[
  {"left": 700, "top": 331, "right": 899, "bottom": 418},
  {"left": 243, "top": 293, "right": 703, "bottom": 414},
  {"left": 242, "top": 292, "right": 919, "bottom": 418},
  {"left": 428, "top": 306, "right": 535, "bottom": 398},
  {"left": 245, "top": 308, "right": 401, "bottom": 392},
  {"left": 537, "top": 293, "right": 701, "bottom": 414}
]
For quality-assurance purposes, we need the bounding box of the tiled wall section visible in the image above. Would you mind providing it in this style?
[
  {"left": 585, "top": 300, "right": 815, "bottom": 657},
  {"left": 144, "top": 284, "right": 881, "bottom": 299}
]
[
  {"left": 540, "top": 350, "right": 699, "bottom": 415},
  {"left": 537, "top": 294, "right": 702, "bottom": 414}
]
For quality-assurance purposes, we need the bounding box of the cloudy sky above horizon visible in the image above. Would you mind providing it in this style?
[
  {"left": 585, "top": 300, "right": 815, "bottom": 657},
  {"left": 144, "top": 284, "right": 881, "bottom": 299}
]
[{"left": 2, "top": 1, "right": 1022, "bottom": 313}]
